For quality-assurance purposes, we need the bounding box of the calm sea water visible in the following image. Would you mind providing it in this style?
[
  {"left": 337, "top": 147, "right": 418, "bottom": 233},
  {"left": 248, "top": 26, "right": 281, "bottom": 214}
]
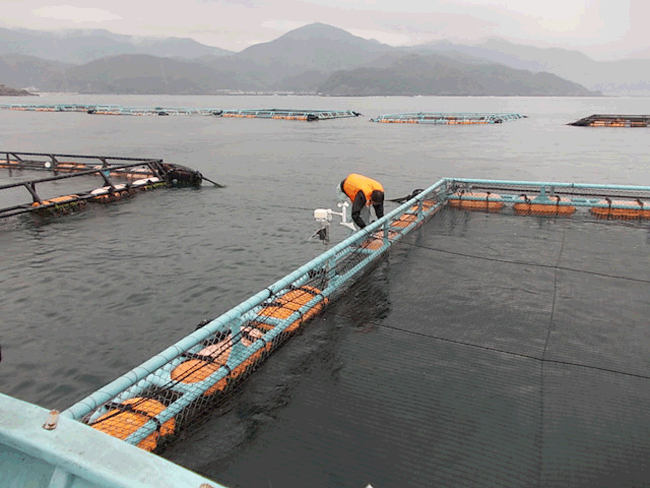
[{"left": 1, "top": 95, "right": 649, "bottom": 486}]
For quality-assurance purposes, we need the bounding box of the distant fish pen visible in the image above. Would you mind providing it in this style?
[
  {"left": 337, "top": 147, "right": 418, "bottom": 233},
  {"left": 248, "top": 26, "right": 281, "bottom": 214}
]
[
  {"left": 217, "top": 108, "right": 361, "bottom": 121},
  {"left": 0, "top": 152, "right": 208, "bottom": 219},
  {"left": 569, "top": 114, "right": 650, "bottom": 127},
  {"left": 0, "top": 104, "right": 362, "bottom": 120},
  {"left": 0, "top": 103, "right": 222, "bottom": 116},
  {"left": 370, "top": 112, "right": 526, "bottom": 124}
]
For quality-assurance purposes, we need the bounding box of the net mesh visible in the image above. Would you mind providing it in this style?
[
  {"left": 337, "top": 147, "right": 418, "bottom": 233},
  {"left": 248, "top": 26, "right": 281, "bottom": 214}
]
[
  {"left": 295, "top": 206, "right": 650, "bottom": 488},
  {"left": 167, "top": 200, "right": 650, "bottom": 487}
]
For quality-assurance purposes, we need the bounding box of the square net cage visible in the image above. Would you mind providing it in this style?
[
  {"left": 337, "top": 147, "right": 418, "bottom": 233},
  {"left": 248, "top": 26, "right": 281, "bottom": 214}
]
[{"left": 65, "top": 178, "right": 650, "bottom": 487}]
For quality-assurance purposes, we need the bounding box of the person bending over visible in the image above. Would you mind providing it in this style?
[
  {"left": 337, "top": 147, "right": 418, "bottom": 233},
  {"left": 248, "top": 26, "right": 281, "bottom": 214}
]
[{"left": 338, "top": 173, "right": 385, "bottom": 229}]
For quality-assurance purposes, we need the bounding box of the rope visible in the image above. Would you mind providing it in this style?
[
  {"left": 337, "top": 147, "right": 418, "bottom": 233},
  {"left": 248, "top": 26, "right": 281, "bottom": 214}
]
[{"left": 387, "top": 188, "right": 424, "bottom": 203}]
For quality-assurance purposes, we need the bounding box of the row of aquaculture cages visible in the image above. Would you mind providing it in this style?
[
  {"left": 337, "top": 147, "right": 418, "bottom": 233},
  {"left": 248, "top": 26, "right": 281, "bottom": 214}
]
[{"left": 3, "top": 103, "right": 647, "bottom": 127}]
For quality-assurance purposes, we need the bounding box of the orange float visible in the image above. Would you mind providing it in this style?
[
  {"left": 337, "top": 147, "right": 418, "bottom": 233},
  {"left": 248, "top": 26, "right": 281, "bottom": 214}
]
[
  {"left": 448, "top": 192, "right": 504, "bottom": 211},
  {"left": 170, "top": 326, "right": 273, "bottom": 395},
  {"left": 360, "top": 229, "right": 400, "bottom": 250},
  {"left": 55, "top": 162, "right": 87, "bottom": 171},
  {"left": 254, "top": 286, "right": 327, "bottom": 334},
  {"left": 590, "top": 199, "right": 650, "bottom": 220},
  {"left": 391, "top": 213, "right": 418, "bottom": 229},
  {"left": 230, "top": 327, "right": 271, "bottom": 377},
  {"left": 409, "top": 199, "right": 436, "bottom": 213},
  {"left": 31, "top": 194, "right": 80, "bottom": 207},
  {"left": 89, "top": 184, "right": 135, "bottom": 203},
  {"left": 514, "top": 195, "right": 576, "bottom": 216},
  {"left": 91, "top": 397, "right": 175, "bottom": 452},
  {"left": 170, "top": 333, "right": 232, "bottom": 396}
]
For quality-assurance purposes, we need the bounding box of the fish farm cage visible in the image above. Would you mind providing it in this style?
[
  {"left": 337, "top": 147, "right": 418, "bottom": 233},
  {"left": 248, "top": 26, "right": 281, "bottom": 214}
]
[
  {"left": 52, "top": 175, "right": 650, "bottom": 488},
  {"left": 370, "top": 112, "right": 527, "bottom": 124},
  {"left": 218, "top": 108, "right": 362, "bottom": 120},
  {"left": 569, "top": 114, "right": 650, "bottom": 127},
  {"left": 0, "top": 103, "right": 222, "bottom": 116},
  {"left": 0, "top": 152, "right": 206, "bottom": 219},
  {"left": 0, "top": 104, "right": 362, "bottom": 120}
]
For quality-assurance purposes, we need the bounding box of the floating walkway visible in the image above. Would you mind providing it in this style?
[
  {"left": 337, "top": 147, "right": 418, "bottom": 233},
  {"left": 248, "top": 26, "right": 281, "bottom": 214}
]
[
  {"left": 217, "top": 108, "right": 361, "bottom": 120},
  {"left": 569, "top": 114, "right": 650, "bottom": 127},
  {"left": 0, "top": 152, "right": 209, "bottom": 219},
  {"left": 370, "top": 112, "right": 526, "bottom": 124}
]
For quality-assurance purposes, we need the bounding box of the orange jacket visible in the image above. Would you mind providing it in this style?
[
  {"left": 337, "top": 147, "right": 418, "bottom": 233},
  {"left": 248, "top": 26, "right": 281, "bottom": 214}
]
[{"left": 341, "top": 174, "right": 384, "bottom": 205}]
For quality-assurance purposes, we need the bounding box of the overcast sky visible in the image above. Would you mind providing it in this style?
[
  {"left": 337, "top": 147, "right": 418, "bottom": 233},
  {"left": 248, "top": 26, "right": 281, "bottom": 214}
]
[{"left": 1, "top": 0, "right": 647, "bottom": 59}]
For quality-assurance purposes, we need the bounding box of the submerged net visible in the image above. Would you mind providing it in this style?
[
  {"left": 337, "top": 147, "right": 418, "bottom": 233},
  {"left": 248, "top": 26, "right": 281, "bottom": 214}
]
[
  {"left": 166, "top": 201, "right": 650, "bottom": 487},
  {"left": 370, "top": 207, "right": 650, "bottom": 487}
]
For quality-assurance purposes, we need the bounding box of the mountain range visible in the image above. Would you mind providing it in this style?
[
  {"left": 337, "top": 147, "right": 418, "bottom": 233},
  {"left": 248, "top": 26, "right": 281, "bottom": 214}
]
[{"left": 1, "top": 23, "right": 644, "bottom": 96}]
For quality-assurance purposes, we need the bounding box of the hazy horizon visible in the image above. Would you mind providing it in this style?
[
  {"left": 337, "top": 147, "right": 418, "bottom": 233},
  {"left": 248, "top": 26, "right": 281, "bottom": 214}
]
[{"left": 1, "top": 0, "right": 647, "bottom": 61}]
